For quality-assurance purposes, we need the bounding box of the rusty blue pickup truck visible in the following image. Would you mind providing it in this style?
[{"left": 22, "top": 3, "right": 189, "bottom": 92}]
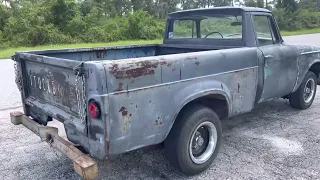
[{"left": 10, "top": 7, "right": 320, "bottom": 179}]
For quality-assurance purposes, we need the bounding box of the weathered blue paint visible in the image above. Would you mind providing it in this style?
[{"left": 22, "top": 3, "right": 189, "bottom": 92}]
[
  {"left": 293, "top": 45, "right": 320, "bottom": 92},
  {"left": 37, "top": 46, "right": 157, "bottom": 61},
  {"left": 11, "top": 7, "right": 320, "bottom": 163},
  {"left": 102, "top": 48, "right": 259, "bottom": 155}
]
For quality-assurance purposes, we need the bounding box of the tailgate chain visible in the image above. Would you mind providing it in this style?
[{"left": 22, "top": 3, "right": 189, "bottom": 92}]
[
  {"left": 14, "top": 61, "right": 23, "bottom": 91},
  {"left": 75, "top": 70, "right": 87, "bottom": 124}
]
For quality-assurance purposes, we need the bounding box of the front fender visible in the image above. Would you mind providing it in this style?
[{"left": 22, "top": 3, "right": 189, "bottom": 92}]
[{"left": 293, "top": 47, "right": 320, "bottom": 92}]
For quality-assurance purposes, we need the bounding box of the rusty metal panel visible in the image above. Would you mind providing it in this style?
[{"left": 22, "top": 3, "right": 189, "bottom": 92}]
[
  {"left": 103, "top": 47, "right": 258, "bottom": 93},
  {"left": 102, "top": 47, "right": 259, "bottom": 155},
  {"left": 15, "top": 53, "right": 109, "bottom": 161},
  {"left": 35, "top": 45, "right": 157, "bottom": 61},
  {"left": 25, "top": 61, "right": 80, "bottom": 113},
  {"left": 105, "top": 67, "right": 258, "bottom": 155},
  {"left": 258, "top": 44, "right": 300, "bottom": 102},
  {"left": 292, "top": 45, "right": 320, "bottom": 92}
]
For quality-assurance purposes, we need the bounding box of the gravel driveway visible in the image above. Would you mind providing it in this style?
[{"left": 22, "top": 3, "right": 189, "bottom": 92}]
[{"left": 1, "top": 34, "right": 320, "bottom": 180}]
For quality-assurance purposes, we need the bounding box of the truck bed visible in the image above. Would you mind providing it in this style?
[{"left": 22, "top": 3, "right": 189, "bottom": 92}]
[
  {"left": 14, "top": 43, "right": 235, "bottom": 127},
  {"left": 14, "top": 43, "right": 258, "bottom": 160},
  {"left": 30, "top": 44, "right": 240, "bottom": 62}
]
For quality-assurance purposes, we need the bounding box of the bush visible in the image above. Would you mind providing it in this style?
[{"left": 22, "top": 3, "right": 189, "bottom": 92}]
[
  {"left": 2, "top": 2, "right": 77, "bottom": 47},
  {"left": 273, "top": 8, "right": 320, "bottom": 31},
  {"left": 102, "top": 16, "right": 129, "bottom": 41},
  {"left": 1, "top": 0, "right": 319, "bottom": 48},
  {"left": 296, "top": 9, "right": 320, "bottom": 29},
  {"left": 126, "top": 10, "right": 166, "bottom": 40},
  {"left": 0, "top": 30, "right": 3, "bottom": 49}
]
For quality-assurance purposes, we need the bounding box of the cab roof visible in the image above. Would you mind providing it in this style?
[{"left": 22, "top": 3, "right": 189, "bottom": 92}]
[{"left": 169, "top": 7, "right": 271, "bottom": 17}]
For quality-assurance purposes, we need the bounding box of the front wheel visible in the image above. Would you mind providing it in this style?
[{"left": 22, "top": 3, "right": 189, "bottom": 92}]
[
  {"left": 164, "top": 105, "right": 222, "bottom": 176},
  {"left": 289, "top": 71, "right": 317, "bottom": 109}
]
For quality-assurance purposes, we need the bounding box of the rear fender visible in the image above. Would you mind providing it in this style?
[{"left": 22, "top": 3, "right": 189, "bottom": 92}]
[{"left": 163, "top": 80, "right": 232, "bottom": 140}]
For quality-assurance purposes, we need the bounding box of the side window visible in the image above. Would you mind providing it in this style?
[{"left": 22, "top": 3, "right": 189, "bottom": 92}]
[
  {"left": 170, "top": 20, "right": 196, "bottom": 39},
  {"left": 252, "top": 15, "right": 276, "bottom": 46}
]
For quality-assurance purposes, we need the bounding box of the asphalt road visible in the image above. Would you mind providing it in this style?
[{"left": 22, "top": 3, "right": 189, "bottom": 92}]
[{"left": 1, "top": 34, "right": 320, "bottom": 180}]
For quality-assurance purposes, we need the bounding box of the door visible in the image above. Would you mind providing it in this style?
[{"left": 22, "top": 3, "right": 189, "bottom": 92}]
[{"left": 251, "top": 13, "right": 299, "bottom": 102}]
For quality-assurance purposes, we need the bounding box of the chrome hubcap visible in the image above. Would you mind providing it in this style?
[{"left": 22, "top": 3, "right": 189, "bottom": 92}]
[
  {"left": 303, "top": 78, "right": 315, "bottom": 104},
  {"left": 189, "top": 121, "right": 217, "bottom": 164}
]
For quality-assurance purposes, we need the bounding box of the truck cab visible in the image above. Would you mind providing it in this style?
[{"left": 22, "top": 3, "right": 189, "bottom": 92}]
[{"left": 162, "top": 7, "right": 315, "bottom": 104}]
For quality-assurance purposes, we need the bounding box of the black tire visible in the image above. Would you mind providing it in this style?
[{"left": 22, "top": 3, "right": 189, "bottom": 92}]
[
  {"left": 164, "top": 105, "right": 222, "bottom": 176},
  {"left": 289, "top": 71, "right": 317, "bottom": 109}
]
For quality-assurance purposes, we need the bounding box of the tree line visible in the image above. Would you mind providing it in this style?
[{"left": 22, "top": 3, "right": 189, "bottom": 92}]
[{"left": 0, "top": 0, "right": 319, "bottom": 49}]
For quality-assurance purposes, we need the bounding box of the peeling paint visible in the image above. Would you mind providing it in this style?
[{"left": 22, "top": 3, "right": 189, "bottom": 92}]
[
  {"left": 119, "top": 106, "right": 128, "bottom": 116},
  {"left": 155, "top": 120, "right": 163, "bottom": 127},
  {"left": 109, "top": 60, "right": 159, "bottom": 79},
  {"left": 115, "top": 83, "right": 124, "bottom": 92}
]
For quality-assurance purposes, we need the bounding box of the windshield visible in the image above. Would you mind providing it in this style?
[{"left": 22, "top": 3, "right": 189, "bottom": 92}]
[{"left": 168, "top": 15, "right": 243, "bottom": 40}]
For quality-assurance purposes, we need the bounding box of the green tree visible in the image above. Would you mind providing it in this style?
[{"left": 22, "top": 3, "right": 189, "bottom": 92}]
[
  {"left": 49, "top": 0, "right": 79, "bottom": 31},
  {"left": 0, "top": 4, "right": 11, "bottom": 31},
  {"left": 276, "top": 0, "right": 298, "bottom": 12}
]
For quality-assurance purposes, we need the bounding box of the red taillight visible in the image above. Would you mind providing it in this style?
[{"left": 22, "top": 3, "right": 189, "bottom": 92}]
[{"left": 89, "top": 102, "right": 100, "bottom": 119}]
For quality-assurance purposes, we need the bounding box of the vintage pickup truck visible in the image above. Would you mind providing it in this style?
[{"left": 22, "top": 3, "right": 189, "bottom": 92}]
[{"left": 10, "top": 7, "right": 320, "bottom": 179}]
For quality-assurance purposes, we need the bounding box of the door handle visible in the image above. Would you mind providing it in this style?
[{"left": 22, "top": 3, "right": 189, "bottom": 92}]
[{"left": 264, "top": 55, "right": 274, "bottom": 59}]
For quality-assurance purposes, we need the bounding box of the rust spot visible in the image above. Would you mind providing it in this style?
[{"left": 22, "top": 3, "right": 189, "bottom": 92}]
[
  {"left": 160, "top": 60, "right": 167, "bottom": 65},
  {"left": 110, "top": 60, "right": 159, "bottom": 79},
  {"left": 121, "top": 66, "right": 130, "bottom": 70},
  {"left": 109, "top": 63, "right": 119, "bottom": 75},
  {"left": 124, "top": 67, "right": 155, "bottom": 78},
  {"left": 115, "top": 83, "right": 123, "bottom": 92},
  {"left": 195, "top": 61, "right": 200, "bottom": 66},
  {"left": 105, "top": 139, "right": 110, "bottom": 156},
  {"left": 135, "top": 60, "right": 159, "bottom": 68},
  {"left": 119, "top": 106, "right": 128, "bottom": 116},
  {"left": 155, "top": 119, "right": 163, "bottom": 127}
]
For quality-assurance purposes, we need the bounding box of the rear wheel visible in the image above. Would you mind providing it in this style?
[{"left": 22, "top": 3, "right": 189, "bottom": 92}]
[
  {"left": 289, "top": 71, "right": 317, "bottom": 109},
  {"left": 164, "top": 105, "right": 222, "bottom": 176}
]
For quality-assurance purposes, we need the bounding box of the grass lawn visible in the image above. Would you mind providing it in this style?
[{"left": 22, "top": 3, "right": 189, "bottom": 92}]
[{"left": 1, "top": 28, "right": 320, "bottom": 59}]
